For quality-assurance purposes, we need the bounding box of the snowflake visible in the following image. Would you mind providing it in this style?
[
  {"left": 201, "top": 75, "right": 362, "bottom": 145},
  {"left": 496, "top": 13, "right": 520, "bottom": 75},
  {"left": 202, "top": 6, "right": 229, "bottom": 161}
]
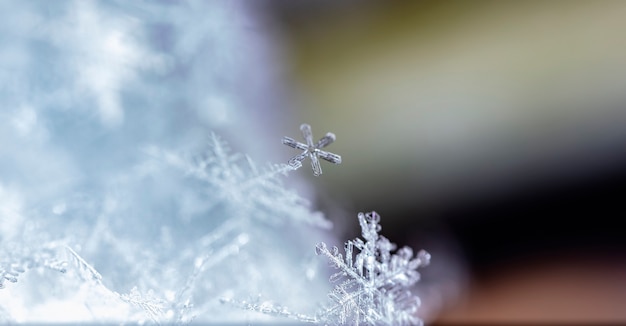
[
  {"left": 314, "top": 211, "right": 430, "bottom": 326},
  {"left": 283, "top": 124, "right": 342, "bottom": 176},
  {"left": 224, "top": 211, "right": 430, "bottom": 326}
]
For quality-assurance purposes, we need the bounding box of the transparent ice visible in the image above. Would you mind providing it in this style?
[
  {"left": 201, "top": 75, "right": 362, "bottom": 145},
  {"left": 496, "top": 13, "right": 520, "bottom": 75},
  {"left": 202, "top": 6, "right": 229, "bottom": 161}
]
[
  {"left": 0, "top": 134, "right": 334, "bottom": 324},
  {"left": 0, "top": 1, "right": 429, "bottom": 324},
  {"left": 226, "top": 211, "right": 430, "bottom": 325},
  {"left": 0, "top": 1, "right": 337, "bottom": 322},
  {"left": 283, "top": 124, "right": 342, "bottom": 176},
  {"left": 315, "top": 212, "right": 431, "bottom": 326}
]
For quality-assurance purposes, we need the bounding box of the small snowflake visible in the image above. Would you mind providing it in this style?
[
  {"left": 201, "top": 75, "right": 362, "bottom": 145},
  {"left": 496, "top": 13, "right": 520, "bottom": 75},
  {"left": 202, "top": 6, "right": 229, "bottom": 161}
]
[{"left": 283, "top": 124, "right": 342, "bottom": 176}]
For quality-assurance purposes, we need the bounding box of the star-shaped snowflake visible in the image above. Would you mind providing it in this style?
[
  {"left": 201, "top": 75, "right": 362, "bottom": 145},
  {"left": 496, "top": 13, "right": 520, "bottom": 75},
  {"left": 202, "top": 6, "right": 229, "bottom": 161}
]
[{"left": 282, "top": 124, "right": 342, "bottom": 176}]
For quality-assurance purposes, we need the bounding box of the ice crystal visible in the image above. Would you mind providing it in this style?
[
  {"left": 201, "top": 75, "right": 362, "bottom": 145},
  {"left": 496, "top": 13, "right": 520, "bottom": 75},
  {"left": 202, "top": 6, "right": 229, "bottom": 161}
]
[
  {"left": 221, "top": 295, "right": 318, "bottom": 324},
  {"left": 225, "top": 211, "right": 430, "bottom": 325},
  {"left": 65, "top": 246, "right": 102, "bottom": 282},
  {"left": 1, "top": 133, "right": 333, "bottom": 323},
  {"left": 132, "top": 134, "right": 333, "bottom": 321},
  {"left": 314, "top": 211, "right": 430, "bottom": 326},
  {"left": 147, "top": 133, "right": 332, "bottom": 229},
  {"left": 0, "top": 261, "right": 25, "bottom": 290},
  {"left": 119, "top": 287, "right": 166, "bottom": 324},
  {"left": 0, "top": 1, "right": 337, "bottom": 323},
  {"left": 0, "top": 242, "right": 67, "bottom": 289},
  {"left": 0, "top": 238, "right": 169, "bottom": 323},
  {"left": 283, "top": 124, "right": 342, "bottom": 176}
]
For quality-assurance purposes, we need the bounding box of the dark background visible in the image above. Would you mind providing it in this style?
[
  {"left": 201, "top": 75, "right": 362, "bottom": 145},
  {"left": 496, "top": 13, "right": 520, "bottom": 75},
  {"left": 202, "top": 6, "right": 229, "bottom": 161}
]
[{"left": 258, "top": 0, "right": 626, "bottom": 322}]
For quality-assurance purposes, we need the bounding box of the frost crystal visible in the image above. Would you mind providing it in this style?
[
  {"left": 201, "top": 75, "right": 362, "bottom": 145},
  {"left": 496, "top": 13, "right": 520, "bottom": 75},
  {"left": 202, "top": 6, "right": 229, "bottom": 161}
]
[
  {"left": 225, "top": 211, "right": 430, "bottom": 326},
  {"left": 0, "top": 242, "right": 68, "bottom": 289},
  {"left": 283, "top": 124, "right": 342, "bottom": 176},
  {"left": 1, "top": 133, "right": 333, "bottom": 324},
  {"left": 315, "top": 211, "right": 430, "bottom": 326},
  {"left": 147, "top": 133, "right": 332, "bottom": 229},
  {"left": 119, "top": 287, "right": 166, "bottom": 324},
  {"left": 136, "top": 133, "right": 333, "bottom": 321}
]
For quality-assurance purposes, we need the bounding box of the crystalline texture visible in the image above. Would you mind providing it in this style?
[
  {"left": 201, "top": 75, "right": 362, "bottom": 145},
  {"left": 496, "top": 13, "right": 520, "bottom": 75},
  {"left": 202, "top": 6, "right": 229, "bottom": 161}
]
[
  {"left": 227, "top": 211, "right": 431, "bottom": 325},
  {"left": 283, "top": 124, "right": 342, "bottom": 176},
  {"left": 315, "top": 211, "right": 430, "bottom": 326},
  {"left": 0, "top": 242, "right": 68, "bottom": 289},
  {"left": 140, "top": 133, "right": 333, "bottom": 321}
]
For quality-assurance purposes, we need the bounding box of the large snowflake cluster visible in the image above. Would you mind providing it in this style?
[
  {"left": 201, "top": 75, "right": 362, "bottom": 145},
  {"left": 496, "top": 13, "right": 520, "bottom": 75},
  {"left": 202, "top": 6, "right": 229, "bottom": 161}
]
[
  {"left": 0, "top": 134, "right": 333, "bottom": 324},
  {"left": 0, "top": 0, "right": 432, "bottom": 322}
]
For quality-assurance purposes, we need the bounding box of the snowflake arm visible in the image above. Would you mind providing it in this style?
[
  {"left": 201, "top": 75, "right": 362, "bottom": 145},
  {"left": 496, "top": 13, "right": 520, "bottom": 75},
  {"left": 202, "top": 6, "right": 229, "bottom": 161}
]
[
  {"left": 0, "top": 265, "right": 22, "bottom": 289},
  {"left": 220, "top": 296, "right": 318, "bottom": 324},
  {"left": 282, "top": 124, "right": 342, "bottom": 176},
  {"left": 0, "top": 242, "right": 69, "bottom": 289},
  {"left": 118, "top": 287, "right": 166, "bottom": 324},
  {"left": 65, "top": 246, "right": 102, "bottom": 282}
]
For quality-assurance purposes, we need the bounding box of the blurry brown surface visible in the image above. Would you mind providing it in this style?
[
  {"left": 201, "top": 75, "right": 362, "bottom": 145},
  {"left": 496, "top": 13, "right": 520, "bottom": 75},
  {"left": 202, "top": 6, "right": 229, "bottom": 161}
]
[{"left": 435, "top": 255, "right": 626, "bottom": 323}]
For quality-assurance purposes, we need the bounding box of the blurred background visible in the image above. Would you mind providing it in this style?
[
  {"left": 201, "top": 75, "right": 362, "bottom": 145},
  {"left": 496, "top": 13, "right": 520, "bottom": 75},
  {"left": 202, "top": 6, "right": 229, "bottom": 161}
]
[
  {"left": 257, "top": 0, "right": 626, "bottom": 323},
  {"left": 3, "top": 0, "right": 626, "bottom": 323}
]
